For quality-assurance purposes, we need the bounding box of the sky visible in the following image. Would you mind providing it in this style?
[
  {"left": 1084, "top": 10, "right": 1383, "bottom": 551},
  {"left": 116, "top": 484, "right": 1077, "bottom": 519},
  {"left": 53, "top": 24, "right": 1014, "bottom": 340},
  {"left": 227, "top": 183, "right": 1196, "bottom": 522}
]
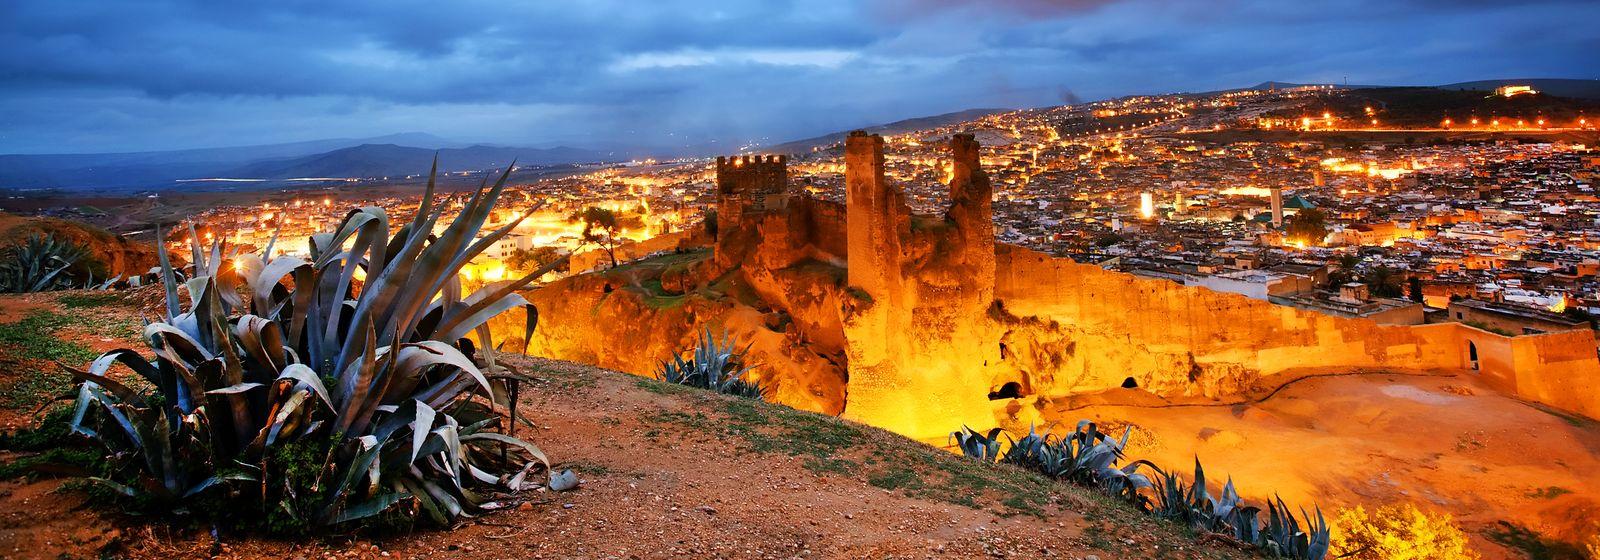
[{"left": 2, "top": 0, "right": 1597, "bottom": 154}]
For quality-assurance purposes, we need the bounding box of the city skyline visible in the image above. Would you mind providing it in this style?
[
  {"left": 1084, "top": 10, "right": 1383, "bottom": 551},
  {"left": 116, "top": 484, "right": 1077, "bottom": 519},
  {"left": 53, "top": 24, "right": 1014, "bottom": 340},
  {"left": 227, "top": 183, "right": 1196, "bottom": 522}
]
[{"left": 3, "top": 0, "right": 1599, "bottom": 154}]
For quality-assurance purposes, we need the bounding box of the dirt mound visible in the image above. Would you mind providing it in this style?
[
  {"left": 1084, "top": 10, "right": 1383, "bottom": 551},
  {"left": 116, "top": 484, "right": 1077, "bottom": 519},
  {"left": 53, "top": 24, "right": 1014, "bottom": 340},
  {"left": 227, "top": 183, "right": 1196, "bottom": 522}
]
[
  {"left": 0, "top": 292, "right": 1248, "bottom": 559},
  {"left": 0, "top": 212, "right": 160, "bottom": 280}
]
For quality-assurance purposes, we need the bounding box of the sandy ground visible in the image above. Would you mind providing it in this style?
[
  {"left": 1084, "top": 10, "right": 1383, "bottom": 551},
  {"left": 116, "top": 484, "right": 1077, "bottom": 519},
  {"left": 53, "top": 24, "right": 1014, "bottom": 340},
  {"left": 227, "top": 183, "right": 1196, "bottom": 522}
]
[{"left": 1034, "top": 371, "right": 1600, "bottom": 559}]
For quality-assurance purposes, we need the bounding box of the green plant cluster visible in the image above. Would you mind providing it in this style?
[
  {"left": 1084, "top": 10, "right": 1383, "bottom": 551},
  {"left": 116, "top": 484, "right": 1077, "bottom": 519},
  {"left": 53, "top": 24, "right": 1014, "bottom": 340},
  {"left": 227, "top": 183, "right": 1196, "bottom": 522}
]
[
  {"left": 0, "top": 233, "right": 118, "bottom": 292},
  {"left": 952, "top": 422, "right": 1330, "bottom": 559},
  {"left": 61, "top": 162, "right": 572, "bottom": 533},
  {"left": 656, "top": 328, "right": 770, "bottom": 400}
]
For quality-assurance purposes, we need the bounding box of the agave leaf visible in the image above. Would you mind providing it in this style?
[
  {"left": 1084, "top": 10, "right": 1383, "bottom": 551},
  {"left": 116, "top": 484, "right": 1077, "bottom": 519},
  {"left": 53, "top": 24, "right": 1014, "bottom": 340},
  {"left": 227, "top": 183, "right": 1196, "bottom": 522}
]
[
  {"left": 332, "top": 491, "right": 407, "bottom": 524},
  {"left": 155, "top": 223, "right": 181, "bottom": 319}
]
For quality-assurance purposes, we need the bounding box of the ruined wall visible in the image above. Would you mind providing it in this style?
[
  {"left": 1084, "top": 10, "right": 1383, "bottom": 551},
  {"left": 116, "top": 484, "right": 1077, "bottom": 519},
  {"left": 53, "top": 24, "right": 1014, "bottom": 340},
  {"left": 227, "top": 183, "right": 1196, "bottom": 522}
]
[
  {"left": 993, "top": 245, "right": 1600, "bottom": 419},
  {"left": 798, "top": 197, "right": 849, "bottom": 264},
  {"left": 840, "top": 132, "right": 1003, "bottom": 440},
  {"left": 1471, "top": 327, "right": 1600, "bottom": 418},
  {"left": 994, "top": 245, "right": 1468, "bottom": 396}
]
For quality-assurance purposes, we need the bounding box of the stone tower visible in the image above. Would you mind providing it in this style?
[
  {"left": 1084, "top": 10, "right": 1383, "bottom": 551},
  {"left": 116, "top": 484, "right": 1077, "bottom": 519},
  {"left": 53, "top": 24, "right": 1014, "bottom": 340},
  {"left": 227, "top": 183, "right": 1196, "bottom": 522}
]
[
  {"left": 716, "top": 154, "right": 788, "bottom": 219},
  {"left": 714, "top": 154, "right": 789, "bottom": 269},
  {"left": 841, "top": 131, "right": 1001, "bottom": 441},
  {"left": 1270, "top": 185, "right": 1284, "bottom": 227}
]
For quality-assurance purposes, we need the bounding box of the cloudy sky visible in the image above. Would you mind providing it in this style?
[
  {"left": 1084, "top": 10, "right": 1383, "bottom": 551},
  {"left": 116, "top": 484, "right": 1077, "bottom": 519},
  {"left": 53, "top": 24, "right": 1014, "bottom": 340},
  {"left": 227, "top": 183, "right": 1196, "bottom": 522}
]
[{"left": 2, "top": 0, "right": 1597, "bottom": 154}]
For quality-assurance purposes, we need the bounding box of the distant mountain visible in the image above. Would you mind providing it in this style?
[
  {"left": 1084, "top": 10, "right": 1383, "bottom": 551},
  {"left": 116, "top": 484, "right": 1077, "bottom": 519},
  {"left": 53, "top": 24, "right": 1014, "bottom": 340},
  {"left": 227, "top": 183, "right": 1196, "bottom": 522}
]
[
  {"left": 0, "top": 133, "right": 604, "bottom": 191},
  {"left": 230, "top": 144, "right": 605, "bottom": 180},
  {"left": 1435, "top": 78, "right": 1600, "bottom": 100},
  {"left": 765, "top": 108, "right": 1012, "bottom": 154}
]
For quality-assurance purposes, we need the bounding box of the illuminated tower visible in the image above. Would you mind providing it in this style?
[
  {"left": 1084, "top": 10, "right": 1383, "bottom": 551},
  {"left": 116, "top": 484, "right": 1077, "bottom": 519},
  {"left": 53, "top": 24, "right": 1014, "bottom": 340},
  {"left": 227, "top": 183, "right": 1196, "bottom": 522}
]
[
  {"left": 1270, "top": 186, "right": 1284, "bottom": 227},
  {"left": 1139, "top": 191, "right": 1155, "bottom": 219},
  {"left": 1313, "top": 169, "right": 1325, "bottom": 187},
  {"left": 1173, "top": 191, "right": 1186, "bottom": 214}
]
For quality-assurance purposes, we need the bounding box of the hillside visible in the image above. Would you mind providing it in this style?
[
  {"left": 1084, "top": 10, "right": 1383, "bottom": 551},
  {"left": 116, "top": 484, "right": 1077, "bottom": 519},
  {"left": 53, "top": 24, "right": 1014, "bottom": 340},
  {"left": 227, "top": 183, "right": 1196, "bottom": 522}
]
[
  {"left": 0, "top": 290, "right": 1247, "bottom": 559},
  {"left": 1439, "top": 78, "right": 1600, "bottom": 100},
  {"left": 0, "top": 134, "right": 605, "bottom": 191},
  {"left": 229, "top": 143, "right": 603, "bottom": 180},
  {"left": 0, "top": 212, "right": 158, "bottom": 280},
  {"left": 1258, "top": 86, "right": 1600, "bottom": 128},
  {"left": 765, "top": 108, "right": 1011, "bottom": 154}
]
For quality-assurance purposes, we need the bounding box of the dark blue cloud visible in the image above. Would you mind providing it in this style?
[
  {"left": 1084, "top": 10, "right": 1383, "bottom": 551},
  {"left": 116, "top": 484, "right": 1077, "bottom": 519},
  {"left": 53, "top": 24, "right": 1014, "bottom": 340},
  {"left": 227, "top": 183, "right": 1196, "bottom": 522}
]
[{"left": 0, "top": 0, "right": 1596, "bottom": 153}]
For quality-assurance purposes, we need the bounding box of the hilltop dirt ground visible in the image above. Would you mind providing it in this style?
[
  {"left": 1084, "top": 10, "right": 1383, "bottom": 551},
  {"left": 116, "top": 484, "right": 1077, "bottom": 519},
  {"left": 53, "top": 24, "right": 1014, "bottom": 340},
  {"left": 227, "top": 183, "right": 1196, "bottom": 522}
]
[
  {"left": 0, "top": 290, "right": 1249, "bottom": 560},
  {"left": 1041, "top": 371, "right": 1600, "bottom": 560}
]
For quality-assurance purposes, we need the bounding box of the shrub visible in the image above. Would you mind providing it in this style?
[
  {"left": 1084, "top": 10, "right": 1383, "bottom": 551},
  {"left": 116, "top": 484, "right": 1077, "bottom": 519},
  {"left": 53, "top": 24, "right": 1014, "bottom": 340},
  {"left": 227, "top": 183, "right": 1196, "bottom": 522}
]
[
  {"left": 0, "top": 234, "right": 96, "bottom": 293},
  {"left": 63, "top": 162, "right": 571, "bottom": 531},
  {"left": 656, "top": 328, "right": 769, "bottom": 399},
  {"left": 1331, "top": 503, "right": 1479, "bottom": 560}
]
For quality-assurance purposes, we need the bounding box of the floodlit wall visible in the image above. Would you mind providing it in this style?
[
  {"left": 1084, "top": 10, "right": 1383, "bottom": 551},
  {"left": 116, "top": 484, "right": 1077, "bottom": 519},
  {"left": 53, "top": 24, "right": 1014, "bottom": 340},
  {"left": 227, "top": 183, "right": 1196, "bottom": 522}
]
[{"left": 993, "top": 244, "right": 1600, "bottom": 419}]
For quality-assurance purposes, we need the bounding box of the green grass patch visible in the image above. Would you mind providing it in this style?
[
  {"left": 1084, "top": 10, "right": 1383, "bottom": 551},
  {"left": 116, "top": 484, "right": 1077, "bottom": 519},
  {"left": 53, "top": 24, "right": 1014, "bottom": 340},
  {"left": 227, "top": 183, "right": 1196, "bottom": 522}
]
[
  {"left": 0, "top": 311, "right": 100, "bottom": 363},
  {"left": 58, "top": 293, "right": 125, "bottom": 309},
  {"left": 635, "top": 377, "right": 692, "bottom": 396},
  {"left": 0, "top": 311, "right": 104, "bottom": 408}
]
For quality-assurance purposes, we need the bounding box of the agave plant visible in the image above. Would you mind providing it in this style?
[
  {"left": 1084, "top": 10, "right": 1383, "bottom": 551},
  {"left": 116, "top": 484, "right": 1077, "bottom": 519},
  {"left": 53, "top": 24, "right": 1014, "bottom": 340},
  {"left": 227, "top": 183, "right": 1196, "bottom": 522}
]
[
  {"left": 656, "top": 328, "right": 768, "bottom": 399},
  {"left": 64, "top": 161, "right": 571, "bottom": 529},
  {"left": 949, "top": 426, "right": 1003, "bottom": 462},
  {"left": 1151, "top": 458, "right": 1328, "bottom": 560},
  {"left": 0, "top": 233, "right": 92, "bottom": 293}
]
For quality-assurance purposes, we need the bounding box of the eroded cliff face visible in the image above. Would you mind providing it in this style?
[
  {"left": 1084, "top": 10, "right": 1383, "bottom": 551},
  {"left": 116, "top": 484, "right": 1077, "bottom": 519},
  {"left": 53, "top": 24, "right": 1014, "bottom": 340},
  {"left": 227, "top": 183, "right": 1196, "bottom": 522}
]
[{"left": 505, "top": 247, "right": 850, "bottom": 415}]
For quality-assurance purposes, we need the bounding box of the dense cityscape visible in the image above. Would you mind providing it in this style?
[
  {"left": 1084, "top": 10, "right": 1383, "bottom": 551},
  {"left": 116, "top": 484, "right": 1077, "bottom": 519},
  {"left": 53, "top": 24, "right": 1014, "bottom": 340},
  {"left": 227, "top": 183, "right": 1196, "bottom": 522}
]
[{"left": 164, "top": 84, "right": 1600, "bottom": 338}]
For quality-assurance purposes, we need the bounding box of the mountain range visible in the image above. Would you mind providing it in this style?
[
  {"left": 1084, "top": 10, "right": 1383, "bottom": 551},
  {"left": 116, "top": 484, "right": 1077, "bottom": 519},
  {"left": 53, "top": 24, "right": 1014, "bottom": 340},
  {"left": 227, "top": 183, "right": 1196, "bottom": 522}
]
[{"left": 0, "top": 133, "right": 608, "bottom": 192}]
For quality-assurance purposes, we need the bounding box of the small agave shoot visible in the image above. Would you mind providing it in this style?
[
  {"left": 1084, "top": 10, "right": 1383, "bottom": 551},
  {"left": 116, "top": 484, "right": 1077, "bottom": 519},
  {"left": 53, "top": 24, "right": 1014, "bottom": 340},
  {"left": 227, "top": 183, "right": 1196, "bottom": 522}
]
[
  {"left": 63, "top": 161, "right": 571, "bottom": 531},
  {"left": 656, "top": 328, "right": 769, "bottom": 399}
]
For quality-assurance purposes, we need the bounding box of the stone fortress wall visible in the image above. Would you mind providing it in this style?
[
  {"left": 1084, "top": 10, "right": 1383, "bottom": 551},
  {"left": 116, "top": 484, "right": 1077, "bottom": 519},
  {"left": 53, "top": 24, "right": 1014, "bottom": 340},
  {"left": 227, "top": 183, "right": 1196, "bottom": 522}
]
[
  {"left": 522, "top": 131, "right": 1600, "bottom": 441},
  {"left": 993, "top": 245, "right": 1600, "bottom": 419}
]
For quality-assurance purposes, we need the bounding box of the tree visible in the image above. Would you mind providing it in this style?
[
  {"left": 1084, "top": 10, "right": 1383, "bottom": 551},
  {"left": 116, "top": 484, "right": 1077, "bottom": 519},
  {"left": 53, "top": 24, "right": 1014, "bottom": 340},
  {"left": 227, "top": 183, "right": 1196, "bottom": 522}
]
[
  {"left": 506, "top": 246, "right": 565, "bottom": 276},
  {"left": 569, "top": 207, "right": 643, "bottom": 268},
  {"left": 1284, "top": 208, "right": 1328, "bottom": 246},
  {"left": 1407, "top": 276, "right": 1425, "bottom": 303},
  {"left": 1363, "top": 266, "right": 1406, "bottom": 298},
  {"left": 1331, "top": 504, "right": 1479, "bottom": 560}
]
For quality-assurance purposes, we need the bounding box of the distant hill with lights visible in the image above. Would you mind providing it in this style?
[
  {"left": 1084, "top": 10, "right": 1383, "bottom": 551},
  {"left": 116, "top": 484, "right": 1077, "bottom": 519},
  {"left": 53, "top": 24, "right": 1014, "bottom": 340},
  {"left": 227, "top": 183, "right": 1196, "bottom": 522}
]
[
  {"left": 1257, "top": 83, "right": 1600, "bottom": 129},
  {"left": 1436, "top": 78, "right": 1600, "bottom": 100}
]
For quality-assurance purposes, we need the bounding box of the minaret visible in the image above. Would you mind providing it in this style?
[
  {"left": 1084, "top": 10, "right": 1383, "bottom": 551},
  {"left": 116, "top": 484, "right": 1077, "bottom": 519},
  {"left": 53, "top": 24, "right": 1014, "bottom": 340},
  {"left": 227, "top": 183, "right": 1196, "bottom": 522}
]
[{"left": 1270, "top": 186, "right": 1284, "bottom": 227}]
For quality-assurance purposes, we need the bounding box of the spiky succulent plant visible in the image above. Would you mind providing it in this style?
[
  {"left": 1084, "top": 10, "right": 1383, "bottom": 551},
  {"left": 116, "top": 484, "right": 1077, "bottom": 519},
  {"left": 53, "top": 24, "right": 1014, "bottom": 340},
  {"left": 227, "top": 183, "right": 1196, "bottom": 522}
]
[
  {"left": 953, "top": 421, "right": 1329, "bottom": 560},
  {"left": 656, "top": 328, "right": 768, "bottom": 399},
  {"left": 0, "top": 233, "right": 91, "bottom": 293},
  {"left": 64, "top": 161, "right": 570, "bottom": 530}
]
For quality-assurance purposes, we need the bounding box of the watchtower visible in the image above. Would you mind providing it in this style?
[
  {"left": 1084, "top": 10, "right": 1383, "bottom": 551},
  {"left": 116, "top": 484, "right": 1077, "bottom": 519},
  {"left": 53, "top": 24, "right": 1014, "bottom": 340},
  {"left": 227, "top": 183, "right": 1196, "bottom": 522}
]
[{"left": 716, "top": 154, "right": 789, "bottom": 218}]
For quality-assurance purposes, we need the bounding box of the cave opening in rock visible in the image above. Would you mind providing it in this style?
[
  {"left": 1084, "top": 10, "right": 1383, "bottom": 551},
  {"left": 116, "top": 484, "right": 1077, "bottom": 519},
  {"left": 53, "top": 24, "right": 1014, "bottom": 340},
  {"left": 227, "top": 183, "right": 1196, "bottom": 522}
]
[
  {"left": 988, "top": 381, "right": 1022, "bottom": 400},
  {"left": 1121, "top": 376, "right": 1139, "bottom": 389}
]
